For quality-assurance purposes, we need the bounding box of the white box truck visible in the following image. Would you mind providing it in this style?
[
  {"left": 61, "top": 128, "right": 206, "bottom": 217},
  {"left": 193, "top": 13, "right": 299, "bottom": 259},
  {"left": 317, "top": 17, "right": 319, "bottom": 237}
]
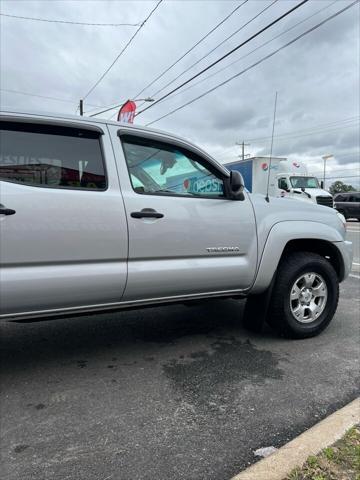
[{"left": 225, "top": 156, "right": 333, "bottom": 208}]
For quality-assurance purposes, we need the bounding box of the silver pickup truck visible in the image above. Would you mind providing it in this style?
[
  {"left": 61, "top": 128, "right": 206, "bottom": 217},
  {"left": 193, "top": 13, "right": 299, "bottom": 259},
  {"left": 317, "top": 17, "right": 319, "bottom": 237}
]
[{"left": 0, "top": 110, "right": 353, "bottom": 338}]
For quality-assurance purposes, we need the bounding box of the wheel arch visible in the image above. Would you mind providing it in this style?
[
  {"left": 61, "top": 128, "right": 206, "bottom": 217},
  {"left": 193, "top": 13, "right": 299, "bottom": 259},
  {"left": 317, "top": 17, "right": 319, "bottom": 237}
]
[
  {"left": 250, "top": 221, "right": 345, "bottom": 294},
  {"left": 280, "top": 239, "right": 344, "bottom": 281}
]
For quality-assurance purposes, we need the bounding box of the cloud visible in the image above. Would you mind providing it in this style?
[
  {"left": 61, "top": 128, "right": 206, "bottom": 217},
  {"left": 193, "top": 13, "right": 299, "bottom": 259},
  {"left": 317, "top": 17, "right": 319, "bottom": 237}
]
[{"left": 0, "top": 0, "right": 359, "bottom": 181}]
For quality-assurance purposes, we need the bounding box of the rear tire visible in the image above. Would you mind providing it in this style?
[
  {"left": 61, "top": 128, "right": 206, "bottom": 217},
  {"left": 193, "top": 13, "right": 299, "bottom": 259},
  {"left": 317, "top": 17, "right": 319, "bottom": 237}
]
[{"left": 267, "top": 252, "right": 339, "bottom": 339}]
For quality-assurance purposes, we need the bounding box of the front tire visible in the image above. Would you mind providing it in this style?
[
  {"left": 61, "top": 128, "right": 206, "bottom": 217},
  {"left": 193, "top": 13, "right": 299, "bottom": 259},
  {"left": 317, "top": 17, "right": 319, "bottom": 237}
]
[{"left": 267, "top": 252, "right": 339, "bottom": 339}]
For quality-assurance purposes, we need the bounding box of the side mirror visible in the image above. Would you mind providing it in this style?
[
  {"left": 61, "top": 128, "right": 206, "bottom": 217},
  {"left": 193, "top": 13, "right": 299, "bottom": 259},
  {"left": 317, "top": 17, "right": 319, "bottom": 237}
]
[
  {"left": 320, "top": 180, "right": 324, "bottom": 189},
  {"left": 229, "top": 170, "right": 245, "bottom": 200}
]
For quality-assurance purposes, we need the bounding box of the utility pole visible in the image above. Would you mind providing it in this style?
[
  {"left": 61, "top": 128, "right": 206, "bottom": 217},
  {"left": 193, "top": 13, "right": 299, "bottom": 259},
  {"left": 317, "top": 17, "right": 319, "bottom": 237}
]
[
  {"left": 79, "top": 99, "right": 84, "bottom": 116},
  {"left": 236, "top": 141, "right": 250, "bottom": 161}
]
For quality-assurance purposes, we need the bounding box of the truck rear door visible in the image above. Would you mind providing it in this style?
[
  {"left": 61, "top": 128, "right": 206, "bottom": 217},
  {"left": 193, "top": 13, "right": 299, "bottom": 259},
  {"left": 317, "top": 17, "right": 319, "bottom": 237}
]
[{"left": 0, "top": 119, "right": 128, "bottom": 317}]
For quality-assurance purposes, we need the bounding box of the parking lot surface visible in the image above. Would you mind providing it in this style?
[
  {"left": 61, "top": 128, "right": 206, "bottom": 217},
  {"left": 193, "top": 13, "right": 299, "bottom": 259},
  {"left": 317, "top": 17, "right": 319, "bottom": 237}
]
[
  {"left": 346, "top": 221, "right": 360, "bottom": 267},
  {"left": 1, "top": 227, "right": 359, "bottom": 480}
]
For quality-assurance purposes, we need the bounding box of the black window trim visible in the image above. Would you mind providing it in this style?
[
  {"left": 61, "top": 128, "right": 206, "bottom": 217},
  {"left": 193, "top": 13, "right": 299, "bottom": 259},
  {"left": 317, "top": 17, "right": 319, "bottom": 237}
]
[
  {"left": 278, "top": 177, "right": 288, "bottom": 189},
  {"left": 0, "top": 121, "right": 109, "bottom": 192},
  {"left": 0, "top": 114, "right": 105, "bottom": 135},
  {"left": 119, "top": 132, "right": 231, "bottom": 200}
]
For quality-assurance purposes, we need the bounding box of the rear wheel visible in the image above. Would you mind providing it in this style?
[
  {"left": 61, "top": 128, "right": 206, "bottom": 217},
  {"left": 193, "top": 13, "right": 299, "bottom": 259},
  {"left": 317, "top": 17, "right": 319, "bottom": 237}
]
[{"left": 267, "top": 252, "right": 339, "bottom": 339}]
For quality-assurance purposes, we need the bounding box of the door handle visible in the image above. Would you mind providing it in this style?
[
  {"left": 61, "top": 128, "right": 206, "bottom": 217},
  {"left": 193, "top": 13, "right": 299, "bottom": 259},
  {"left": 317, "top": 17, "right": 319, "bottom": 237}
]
[
  {"left": 0, "top": 204, "right": 16, "bottom": 216},
  {"left": 131, "top": 208, "right": 164, "bottom": 219}
]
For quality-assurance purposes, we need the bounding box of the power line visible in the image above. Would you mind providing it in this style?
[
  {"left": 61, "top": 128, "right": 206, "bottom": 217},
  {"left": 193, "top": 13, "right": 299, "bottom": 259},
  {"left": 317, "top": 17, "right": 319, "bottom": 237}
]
[
  {"left": 106, "top": 1, "right": 276, "bottom": 121},
  {"left": 215, "top": 116, "right": 359, "bottom": 158},
  {"left": 88, "top": 97, "right": 154, "bottom": 117},
  {"left": 226, "top": 123, "right": 359, "bottom": 149},
  {"left": 246, "top": 125, "right": 359, "bottom": 143},
  {"left": 145, "top": 0, "right": 358, "bottom": 126},
  {"left": 84, "top": 101, "right": 134, "bottom": 116},
  {"left": 219, "top": 144, "right": 360, "bottom": 161},
  {"left": 244, "top": 116, "right": 360, "bottom": 142},
  {"left": 87, "top": 1, "right": 249, "bottom": 117},
  {"left": 323, "top": 167, "right": 360, "bottom": 174},
  {"left": 146, "top": 0, "right": 279, "bottom": 103},
  {"left": 83, "top": 0, "right": 163, "bottom": 100},
  {"left": 325, "top": 175, "right": 360, "bottom": 179},
  {"left": 0, "top": 12, "right": 140, "bottom": 27},
  {"left": 133, "top": 1, "right": 249, "bottom": 102},
  {"left": 0, "top": 87, "right": 103, "bottom": 108},
  {"left": 163, "top": 0, "right": 338, "bottom": 104},
  {"left": 136, "top": 0, "right": 309, "bottom": 117},
  {"left": 331, "top": 152, "right": 360, "bottom": 159},
  {"left": 245, "top": 122, "right": 360, "bottom": 144}
]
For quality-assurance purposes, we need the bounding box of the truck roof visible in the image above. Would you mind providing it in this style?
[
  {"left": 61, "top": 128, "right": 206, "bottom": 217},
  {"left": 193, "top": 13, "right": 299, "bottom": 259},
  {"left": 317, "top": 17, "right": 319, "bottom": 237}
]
[
  {"left": 0, "top": 107, "right": 177, "bottom": 137},
  {"left": 0, "top": 106, "right": 204, "bottom": 152},
  {"left": 0, "top": 108, "right": 229, "bottom": 175}
]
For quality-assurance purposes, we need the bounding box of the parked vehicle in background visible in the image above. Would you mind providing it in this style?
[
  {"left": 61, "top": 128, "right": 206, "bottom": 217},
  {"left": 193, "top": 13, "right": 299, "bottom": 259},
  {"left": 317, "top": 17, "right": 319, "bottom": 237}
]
[
  {"left": 0, "top": 110, "right": 353, "bottom": 338},
  {"left": 225, "top": 156, "right": 333, "bottom": 207},
  {"left": 334, "top": 192, "right": 360, "bottom": 221}
]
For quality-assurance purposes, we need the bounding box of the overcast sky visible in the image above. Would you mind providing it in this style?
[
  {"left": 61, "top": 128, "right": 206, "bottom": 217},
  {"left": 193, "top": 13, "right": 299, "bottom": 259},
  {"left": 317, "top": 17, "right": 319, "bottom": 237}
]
[{"left": 0, "top": 0, "right": 359, "bottom": 186}]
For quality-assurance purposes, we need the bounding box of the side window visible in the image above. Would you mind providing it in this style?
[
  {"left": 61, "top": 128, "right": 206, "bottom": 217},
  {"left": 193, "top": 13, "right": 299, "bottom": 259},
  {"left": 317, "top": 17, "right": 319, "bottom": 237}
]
[
  {"left": 0, "top": 122, "right": 106, "bottom": 190},
  {"left": 335, "top": 195, "right": 344, "bottom": 201},
  {"left": 121, "top": 135, "right": 225, "bottom": 198},
  {"left": 278, "top": 177, "right": 288, "bottom": 190}
]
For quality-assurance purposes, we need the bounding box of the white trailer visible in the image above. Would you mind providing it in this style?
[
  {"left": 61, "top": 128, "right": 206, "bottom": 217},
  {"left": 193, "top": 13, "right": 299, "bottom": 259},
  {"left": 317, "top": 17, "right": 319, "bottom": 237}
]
[{"left": 225, "top": 156, "right": 333, "bottom": 208}]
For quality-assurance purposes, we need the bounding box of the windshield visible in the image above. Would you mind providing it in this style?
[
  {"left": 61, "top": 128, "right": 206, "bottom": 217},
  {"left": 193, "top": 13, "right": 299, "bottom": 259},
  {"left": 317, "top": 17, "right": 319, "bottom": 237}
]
[{"left": 290, "top": 176, "right": 319, "bottom": 189}]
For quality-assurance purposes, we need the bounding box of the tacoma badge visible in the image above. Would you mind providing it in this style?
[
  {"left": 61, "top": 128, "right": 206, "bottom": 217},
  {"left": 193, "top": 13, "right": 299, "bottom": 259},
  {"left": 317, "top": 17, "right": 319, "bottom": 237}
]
[{"left": 206, "top": 247, "right": 240, "bottom": 253}]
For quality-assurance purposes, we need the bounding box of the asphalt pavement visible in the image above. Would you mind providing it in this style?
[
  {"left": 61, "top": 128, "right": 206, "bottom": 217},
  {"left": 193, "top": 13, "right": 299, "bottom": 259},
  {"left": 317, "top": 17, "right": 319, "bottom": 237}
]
[
  {"left": 346, "top": 221, "right": 360, "bottom": 268},
  {"left": 1, "top": 224, "right": 359, "bottom": 480}
]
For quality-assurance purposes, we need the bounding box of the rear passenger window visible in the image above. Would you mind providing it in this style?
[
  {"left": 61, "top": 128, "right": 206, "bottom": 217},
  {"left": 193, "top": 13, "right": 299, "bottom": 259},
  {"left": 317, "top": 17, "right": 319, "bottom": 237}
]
[{"left": 0, "top": 122, "right": 106, "bottom": 190}]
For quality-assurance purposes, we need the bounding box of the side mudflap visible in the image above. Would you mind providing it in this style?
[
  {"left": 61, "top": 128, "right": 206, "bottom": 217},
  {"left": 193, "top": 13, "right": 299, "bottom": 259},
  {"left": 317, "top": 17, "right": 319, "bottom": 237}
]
[{"left": 243, "top": 273, "right": 276, "bottom": 332}]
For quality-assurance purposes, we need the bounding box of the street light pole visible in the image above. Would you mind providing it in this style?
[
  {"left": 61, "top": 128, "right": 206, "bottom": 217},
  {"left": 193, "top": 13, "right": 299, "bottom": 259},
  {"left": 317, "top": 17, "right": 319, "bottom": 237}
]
[
  {"left": 89, "top": 97, "right": 154, "bottom": 117},
  {"left": 322, "top": 154, "right": 334, "bottom": 188}
]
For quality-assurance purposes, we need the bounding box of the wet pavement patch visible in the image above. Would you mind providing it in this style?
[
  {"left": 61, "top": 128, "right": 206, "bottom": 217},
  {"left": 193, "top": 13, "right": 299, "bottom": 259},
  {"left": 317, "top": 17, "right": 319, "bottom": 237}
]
[
  {"left": 162, "top": 336, "right": 284, "bottom": 409},
  {"left": 14, "top": 445, "right": 29, "bottom": 454}
]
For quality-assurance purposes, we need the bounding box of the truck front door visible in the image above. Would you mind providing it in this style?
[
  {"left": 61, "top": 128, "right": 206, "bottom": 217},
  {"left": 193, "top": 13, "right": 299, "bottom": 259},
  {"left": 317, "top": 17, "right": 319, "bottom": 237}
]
[{"left": 111, "top": 128, "right": 257, "bottom": 302}]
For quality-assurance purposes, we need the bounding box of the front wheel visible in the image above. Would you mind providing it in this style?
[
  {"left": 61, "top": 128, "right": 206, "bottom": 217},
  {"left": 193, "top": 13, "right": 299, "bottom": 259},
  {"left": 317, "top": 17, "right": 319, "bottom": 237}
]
[{"left": 267, "top": 252, "right": 339, "bottom": 339}]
